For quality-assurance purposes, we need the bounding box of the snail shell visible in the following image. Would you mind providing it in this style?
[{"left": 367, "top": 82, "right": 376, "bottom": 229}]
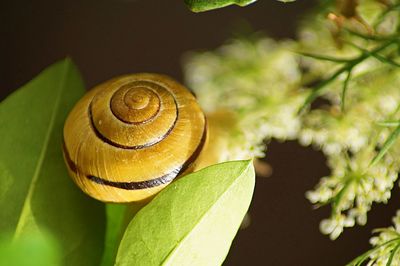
[{"left": 63, "top": 73, "right": 207, "bottom": 203}]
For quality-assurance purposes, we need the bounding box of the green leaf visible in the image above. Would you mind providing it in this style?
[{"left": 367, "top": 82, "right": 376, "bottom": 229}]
[
  {"left": 0, "top": 231, "right": 61, "bottom": 266},
  {"left": 101, "top": 203, "right": 146, "bottom": 266},
  {"left": 100, "top": 204, "right": 128, "bottom": 266},
  {"left": 184, "top": 0, "right": 257, "bottom": 12},
  {"left": 370, "top": 124, "right": 400, "bottom": 167},
  {"left": 0, "top": 59, "right": 106, "bottom": 265},
  {"left": 115, "top": 160, "right": 255, "bottom": 266}
]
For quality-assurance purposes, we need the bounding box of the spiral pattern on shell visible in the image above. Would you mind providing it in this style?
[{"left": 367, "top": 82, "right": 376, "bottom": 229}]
[{"left": 62, "top": 73, "right": 207, "bottom": 202}]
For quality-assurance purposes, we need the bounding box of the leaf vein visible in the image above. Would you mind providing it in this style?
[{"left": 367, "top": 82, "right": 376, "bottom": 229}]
[
  {"left": 13, "top": 59, "right": 71, "bottom": 240},
  {"left": 160, "top": 161, "right": 252, "bottom": 265}
]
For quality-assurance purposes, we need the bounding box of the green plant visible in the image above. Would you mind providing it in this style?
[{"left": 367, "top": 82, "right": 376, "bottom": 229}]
[
  {"left": 183, "top": 0, "right": 400, "bottom": 264},
  {"left": 0, "top": 59, "right": 255, "bottom": 265},
  {"left": 184, "top": 0, "right": 257, "bottom": 12},
  {"left": 2, "top": 0, "right": 400, "bottom": 265}
]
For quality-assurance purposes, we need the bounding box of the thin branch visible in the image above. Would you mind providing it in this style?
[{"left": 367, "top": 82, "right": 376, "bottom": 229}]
[
  {"left": 377, "top": 120, "right": 400, "bottom": 127},
  {"left": 374, "top": 3, "right": 400, "bottom": 29},
  {"left": 298, "top": 51, "right": 352, "bottom": 63},
  {"left": 299, "top": 40, "right": 396, "bottom": 113},
  {"left": 341, "top": 70, "right": 352, "bottom": 112},
  {"left": 346, "top": 238, "right": 400, "bottom": 266},
  {"left": 345, "top": 41, "right": 400, "bottom": 68},
  {"left": 370, "top": 124, "right": 400, "bottom": 167},
  {"left": 386, "top": 241, "right": 400, "bottom": 266},
  {"left": 345, "top": 28, "right": 399, "bottom": 41}
]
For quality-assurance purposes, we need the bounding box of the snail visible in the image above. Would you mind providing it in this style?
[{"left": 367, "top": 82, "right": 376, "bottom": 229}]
[{"left": 62, "top": 73, "right": 207, "bottom": 203}]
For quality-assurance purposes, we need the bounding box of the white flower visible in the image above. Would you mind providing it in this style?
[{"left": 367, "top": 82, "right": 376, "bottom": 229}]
[
  {"left": 362, "top": 210, "right": 400, "bottom": 266},
  {"left": 184, "top": 37, "right": 306, "bottom": 159},
  {"left": 320, "top": 214, "right": 355, "bottom": 240},
  {"left": 307, "top": 147, "right": 400, "bottom": 238}
]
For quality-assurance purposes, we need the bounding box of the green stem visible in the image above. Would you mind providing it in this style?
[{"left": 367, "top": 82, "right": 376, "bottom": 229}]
[
  {"left": 297, "top": 51, "right": 351, "bottom": 63},
  {"left": 345, "top": 29, "right": 400, "bottom": 41},
  {"left": 299, "top": 39, "right": 397, "bottom": 113},
  {"left": 377, "top": 120, "right": 400, "bottom": 127},
  {"left": 341, "top": 70, "right": 352, "bottom": 112},
  {"left": 374, "top": 3, "right": 400, "bottom": 29},
  {"left": 370, "top": 124, "right": 400, "bottom": 167},
  {"left": 387, "top": 241, "right": 400, "bottom": 266},
  {"left": 345, "top": 41, "right": 400, "bottom": 68},
  {"left": 346, "top": 237, "right": 400, "bottom": 266},
  {"left": 331, "top": 177, "right": 355, "bottom": 215}
]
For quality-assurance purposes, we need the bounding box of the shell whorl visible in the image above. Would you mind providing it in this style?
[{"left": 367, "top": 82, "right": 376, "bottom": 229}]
[{"left": 63, "top": 73, "right": 207, "bottom": 202}]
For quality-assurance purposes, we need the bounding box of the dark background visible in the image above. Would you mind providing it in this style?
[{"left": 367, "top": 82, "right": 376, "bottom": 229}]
[{"left": 1, "top": 0, "right": 399, "bottom": 265}]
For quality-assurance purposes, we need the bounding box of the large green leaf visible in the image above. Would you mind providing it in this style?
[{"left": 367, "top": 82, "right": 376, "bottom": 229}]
[
  {"left": 115, "top": 160, "right": 255, "bottom": 266},
  {"left": 0, "top": 59, "right": 106, "bottom": 265},
  {"left": 184, "top": 0, "right": 257, "bottom": 12},
  {"left": 0, "top": 231, "right": 61, "bottom": 266}
]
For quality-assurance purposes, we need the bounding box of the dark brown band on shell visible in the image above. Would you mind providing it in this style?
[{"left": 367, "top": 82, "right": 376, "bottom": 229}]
[
  {"left": 61, "top": 118, "right": 207, "bottom": 190},
  {"left": 62, "top": 141, "right": 77, "bottom": 174},
  {"left": 88, "top": 106, "right": 178, "bottom": 149},
  {"left": 87, "top": 169, "right": 179, "bottom": 190}
]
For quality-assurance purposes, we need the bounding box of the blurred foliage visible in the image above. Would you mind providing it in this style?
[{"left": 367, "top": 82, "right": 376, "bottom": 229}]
[
  {"left": 184, "top": 0, "right": 257, "bottom": 12},
  {"left": 184, "top": 0, "right": 400, "bottom": 263},
  {"left": 184, "top": 0, "right": 297, "bottom": 13},
  {"left": 0, "top": 231, "right": 61, "bottom": 266}
]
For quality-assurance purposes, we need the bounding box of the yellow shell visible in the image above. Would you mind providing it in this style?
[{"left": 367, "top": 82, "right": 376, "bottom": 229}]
[{"left": 62, "top": 73, "right": 207, "bottom": 203}]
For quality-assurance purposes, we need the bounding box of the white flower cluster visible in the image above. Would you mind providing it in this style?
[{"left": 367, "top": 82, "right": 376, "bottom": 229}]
[
  {"left": 302, "top": 69, "right": 400, "bottom": 240},
  {"left": 306, "top": 148, "right": 399, "bottom": 240},
  {"left": 183, "top": 0, "right": 400, "bottom": 243},
  {"left": 184, "top": 37, "right": 307, "bottom": 160},
  {"left": 361, "top": 210, "right": 400, "bottom": 266},
  {"left": 298, "top": 1, "right": 400, "bottom": 239}
]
